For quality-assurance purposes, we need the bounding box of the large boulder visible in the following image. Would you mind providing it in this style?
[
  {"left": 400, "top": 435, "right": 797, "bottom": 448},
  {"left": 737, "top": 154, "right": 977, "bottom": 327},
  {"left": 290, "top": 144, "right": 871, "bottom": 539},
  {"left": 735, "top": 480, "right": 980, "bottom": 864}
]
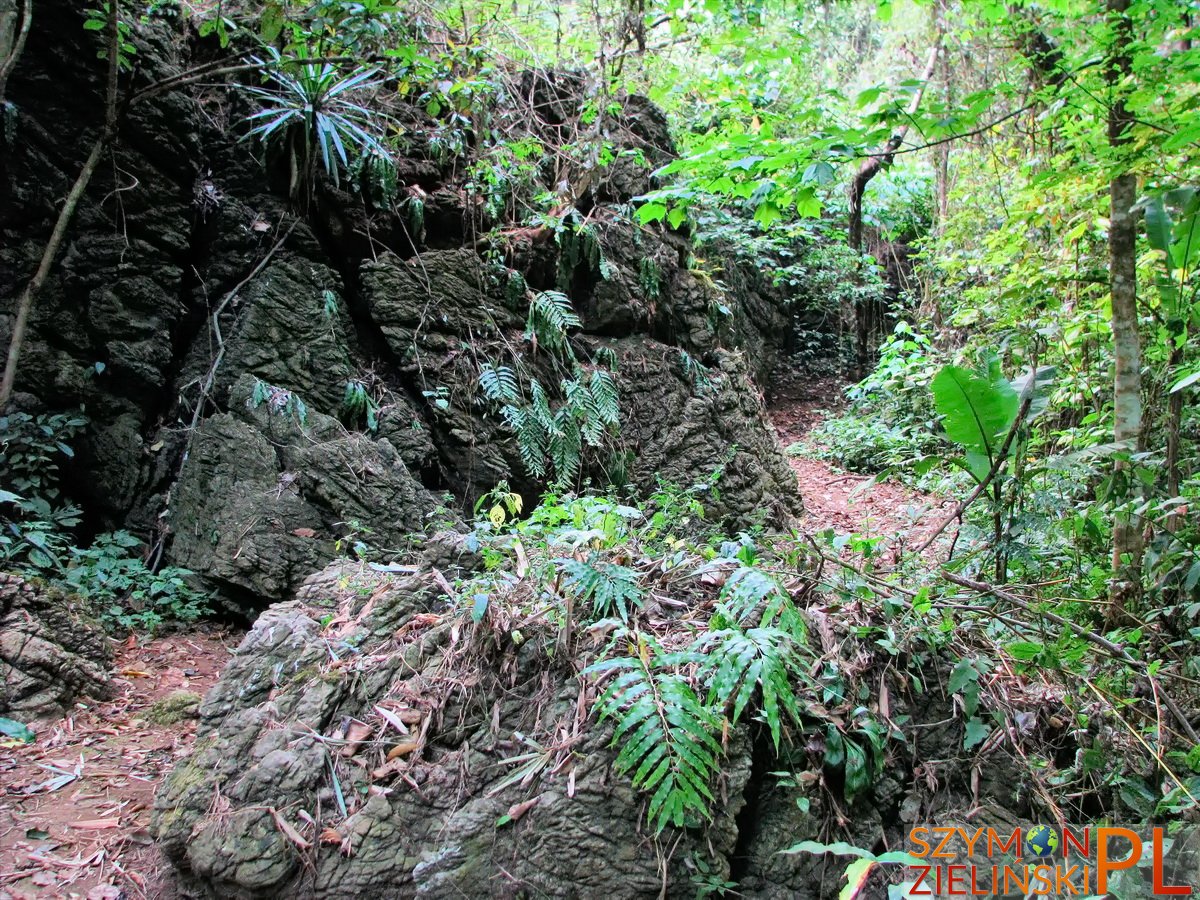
[
  {"left": 168, "top": 376, "right": 446, "bottom": 604},
  {"left": 152, "top": 562, "right": 749, "bottom": 898},
  {"left": 0, "top": 573, "right": 111, "bottom": 717}
]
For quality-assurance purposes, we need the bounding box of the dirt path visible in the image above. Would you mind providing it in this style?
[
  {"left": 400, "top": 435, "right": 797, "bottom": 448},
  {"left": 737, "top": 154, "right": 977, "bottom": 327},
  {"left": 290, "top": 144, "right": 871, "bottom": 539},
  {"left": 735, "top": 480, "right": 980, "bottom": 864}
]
[
  {"left": 0, "top": 630, "right": 238, "bottom": 899},
  {"left": 769, "top": 375, "right": 954, "bottom": 552}
]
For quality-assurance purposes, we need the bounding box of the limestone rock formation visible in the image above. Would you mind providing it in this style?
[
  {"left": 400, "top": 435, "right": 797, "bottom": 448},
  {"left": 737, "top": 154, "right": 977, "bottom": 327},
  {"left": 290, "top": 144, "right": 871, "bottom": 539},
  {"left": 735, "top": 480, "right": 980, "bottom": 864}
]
[
  {"left": 0, "top": 573, "right": 111, "bottom": 718},
  {"left": 152, "top": 562, "right": 748, "bottom": 898}
]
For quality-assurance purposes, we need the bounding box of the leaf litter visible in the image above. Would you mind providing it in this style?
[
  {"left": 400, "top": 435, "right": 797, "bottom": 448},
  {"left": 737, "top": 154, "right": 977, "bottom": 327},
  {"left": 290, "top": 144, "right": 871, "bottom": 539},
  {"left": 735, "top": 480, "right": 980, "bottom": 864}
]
[{"left": 0, "top": 629, "right": 238, "bottom": 899}]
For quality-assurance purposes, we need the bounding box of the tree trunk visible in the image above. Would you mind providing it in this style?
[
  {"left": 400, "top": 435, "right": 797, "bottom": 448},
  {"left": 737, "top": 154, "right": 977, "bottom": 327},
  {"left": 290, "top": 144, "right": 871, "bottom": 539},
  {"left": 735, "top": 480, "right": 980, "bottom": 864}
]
[
  {"left": 848, "top": 42, "right": 940, "bottom": 377},
  {"left": 1106, "top": 0, "right": 1143, "bottom": 622},
  {"left": 0, "top": 0, "right": 31, "bottom": 105}
]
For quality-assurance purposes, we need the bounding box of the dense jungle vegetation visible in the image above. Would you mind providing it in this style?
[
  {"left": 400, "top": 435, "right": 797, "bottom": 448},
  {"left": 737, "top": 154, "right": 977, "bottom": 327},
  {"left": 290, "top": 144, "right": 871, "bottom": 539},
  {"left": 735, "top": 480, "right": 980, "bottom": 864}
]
[{"left": 2, "top": 0, "right": 1200, "bottom": 895}]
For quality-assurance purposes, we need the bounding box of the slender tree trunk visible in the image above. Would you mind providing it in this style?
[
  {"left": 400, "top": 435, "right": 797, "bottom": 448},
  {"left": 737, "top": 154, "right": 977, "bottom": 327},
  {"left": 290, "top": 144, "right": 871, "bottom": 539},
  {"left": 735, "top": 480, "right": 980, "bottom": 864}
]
[
  {"left": 0, "top": 0, "right": 117, "bottom": 408},
  {"left": 0, "top": 0, "right": 31, "bottom": 105},
  {"left": 1106, "top": 0, "right": 1143, "bottom": 622},
  {"left": 848, "top": 42, "right": 940, "bottom": 377}
]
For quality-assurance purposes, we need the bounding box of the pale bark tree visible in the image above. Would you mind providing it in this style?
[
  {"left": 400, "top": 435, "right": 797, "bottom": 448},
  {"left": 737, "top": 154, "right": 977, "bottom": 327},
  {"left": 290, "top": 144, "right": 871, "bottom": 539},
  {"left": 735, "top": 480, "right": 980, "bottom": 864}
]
[
  {"left": 0, "top": 1, "right": 117, "bottom": 408},
  {"left": 0, "top": 0, "right": 31, "bottom": 105},
  {"left": 1106, "top": 0, "right": 1143, "bottom": 621}
]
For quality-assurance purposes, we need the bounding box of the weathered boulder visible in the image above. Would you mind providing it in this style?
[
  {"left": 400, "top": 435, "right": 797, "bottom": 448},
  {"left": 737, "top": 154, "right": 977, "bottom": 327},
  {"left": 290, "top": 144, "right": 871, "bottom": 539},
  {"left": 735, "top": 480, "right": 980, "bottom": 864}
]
[
  {"left": 168, "top": 376, "right": 447, "bottom": 603},
  {"left": 614, "top": 342, "right": 802, "bottom": 526},
  {"left": 153, "top": 562, "right": 749, "bottom": 898},
  {"left": 359, "top": 251, "right": 800, "bottom": 527},
  {"left": 0, "top": 573, "right": 111, "bottom": 717}
]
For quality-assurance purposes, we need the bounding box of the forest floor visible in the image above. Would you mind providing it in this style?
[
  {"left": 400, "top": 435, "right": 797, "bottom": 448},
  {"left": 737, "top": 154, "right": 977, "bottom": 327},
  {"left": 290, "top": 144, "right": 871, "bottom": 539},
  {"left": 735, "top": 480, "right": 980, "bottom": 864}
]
[
  {"left": 768, "top": 374, "right": 956, "bottom": 556},
  {"left": 0, "top": 631, "right": 237, "bottom": 900}
]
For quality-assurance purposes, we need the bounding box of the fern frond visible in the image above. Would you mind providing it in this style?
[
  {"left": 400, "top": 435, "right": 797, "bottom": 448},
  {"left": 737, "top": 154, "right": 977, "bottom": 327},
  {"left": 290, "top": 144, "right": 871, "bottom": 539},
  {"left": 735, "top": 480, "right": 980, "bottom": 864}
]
[
  {"left": 560, "top": 555, "right": 643, "bottom": 622},
  {"left": 550, "top": 408, "right": 583, "bottom": 481},
  {"left": 526, "top": 290, "right": 581, "bottom": 355},
  {"left": 587, "top": 646, "right": 722, "bottom": 832},
  {"left": 692, "top": 626, "right": 804, "bottom": 750},
  {"left": 589, "top": 370, "right": 620, "bottom": 426},
  {"left": 479, "top": 364, "right": 520, "bottom": 404}
]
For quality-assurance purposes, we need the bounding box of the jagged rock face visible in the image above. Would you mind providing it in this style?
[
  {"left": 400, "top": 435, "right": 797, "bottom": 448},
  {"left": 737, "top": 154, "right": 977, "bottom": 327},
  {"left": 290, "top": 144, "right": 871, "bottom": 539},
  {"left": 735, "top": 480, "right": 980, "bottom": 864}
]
[
  {"left": 0, "top": 573, "right": 112, "bottom": 717},
  {"left": 1, "top": 0, "right": 801, "bottom": 614},
  {"left": 152, "top": 562, "right": 750, "bottom": 899}
]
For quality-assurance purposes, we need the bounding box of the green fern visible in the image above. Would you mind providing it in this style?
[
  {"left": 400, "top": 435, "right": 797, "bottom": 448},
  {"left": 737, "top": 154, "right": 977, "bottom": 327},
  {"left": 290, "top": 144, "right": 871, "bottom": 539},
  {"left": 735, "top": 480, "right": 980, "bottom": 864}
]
[
  {"left": 479, "top": 364, "right": 520, "bottom": 405},
  {"left": 526, "top": 290, "right": 581, "bottom": 356},
  {"left": 587, "top": 643, "right": 722, "bottom": 831},
  {"left": 341, "top": 380, "right": 379, "bottom": 432},
  {"left": 692, "top": 626, "right": 804, "bottom": 750},
  {"left": 718, "top": 566, "right": 778, "bottom": 622},
  {"left": 560, "top": 555, "right": 643, "bottom": 622},
  {"left": 590, "top": 370, "right": 620, "bottom": 427},
  {"left": 488, "top": 370, "right": 617, "bottom": 484}
]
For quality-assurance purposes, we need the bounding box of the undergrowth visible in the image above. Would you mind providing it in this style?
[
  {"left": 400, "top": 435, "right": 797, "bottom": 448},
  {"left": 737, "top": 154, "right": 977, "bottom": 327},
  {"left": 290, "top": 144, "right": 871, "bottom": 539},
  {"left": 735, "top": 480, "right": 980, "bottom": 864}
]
[{"left": 0, "top": 412, "right": 210, "bottom": 633}]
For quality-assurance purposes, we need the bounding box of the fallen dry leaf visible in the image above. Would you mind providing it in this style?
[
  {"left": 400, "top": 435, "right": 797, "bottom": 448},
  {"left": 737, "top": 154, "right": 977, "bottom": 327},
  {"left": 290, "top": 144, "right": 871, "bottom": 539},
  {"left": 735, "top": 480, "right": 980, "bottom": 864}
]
[
  {"left": 341, "top": 721, "right": 373, "bottom": 757},
  {"left": 385, "top": 741, "right": 419, "bottom": 761},
  {"left": 505, "top": 796, "right": 539, "bottom": 822},
  {"left": 69, "top": 817, "right": 120, "bottom": 830},
  {"left": 270, "top": 808, "right": 311, "bottom": 849},
  {"left": 292, "top": 527, "right": 318, "bottom": 538}
]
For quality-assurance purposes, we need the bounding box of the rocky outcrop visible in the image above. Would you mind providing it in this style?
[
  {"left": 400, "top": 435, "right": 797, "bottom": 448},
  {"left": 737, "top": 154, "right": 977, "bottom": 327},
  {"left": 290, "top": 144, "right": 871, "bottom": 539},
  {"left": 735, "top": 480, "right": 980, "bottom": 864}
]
[
  {"left": 168, "top": 375, "right": 443, "bottom": 602},
  {"left": 0, "top": 573, "right": 111, "bottom": 717},
  {"left": 2, "top": 3, "right": 802, "bottom": 613},
  {"left": 152, "top": 562, "right": 748, "bottom": 898}
]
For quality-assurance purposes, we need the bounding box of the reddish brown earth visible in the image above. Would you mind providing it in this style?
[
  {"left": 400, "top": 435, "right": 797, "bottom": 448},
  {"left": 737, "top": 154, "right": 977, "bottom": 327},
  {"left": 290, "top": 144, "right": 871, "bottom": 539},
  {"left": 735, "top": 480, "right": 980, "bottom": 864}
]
[
  {"left": 0, "top": 630, "right": 238, "bottom": 899},
  {"left": 769, "top": 375, "right": 956, "bottom": 553}
]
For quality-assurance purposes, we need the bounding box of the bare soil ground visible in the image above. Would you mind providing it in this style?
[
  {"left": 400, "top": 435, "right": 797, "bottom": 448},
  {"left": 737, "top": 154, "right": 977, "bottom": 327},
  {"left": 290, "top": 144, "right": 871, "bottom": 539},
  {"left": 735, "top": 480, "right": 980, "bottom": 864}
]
[
  {"left": 769, "top": 374, "right": 956, "bottom": 553},
  {"left": 0, "top": 630, "right": 238, "bottom": 899}
]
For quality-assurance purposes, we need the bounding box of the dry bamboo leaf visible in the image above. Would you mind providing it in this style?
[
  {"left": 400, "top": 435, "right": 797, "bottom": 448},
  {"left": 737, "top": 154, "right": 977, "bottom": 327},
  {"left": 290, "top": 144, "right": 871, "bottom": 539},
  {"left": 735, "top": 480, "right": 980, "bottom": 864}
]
[
  {"left": 385, "top": 741, "right": 420, "bottom": 761},
  {"left": 373, "top": 705, "right": 410, "bottom": 737},
  {"left": 270, "top": 808, "right": 311, "bottom": 850},
  {"left": 341, "top": 721, "right": 373, "bottom": 757},
  {"left": 68, "top": 818, "right": 120, "bottom": 830},
  {"left": 505, "top": 796, "right": 539, "bottom": 822}
]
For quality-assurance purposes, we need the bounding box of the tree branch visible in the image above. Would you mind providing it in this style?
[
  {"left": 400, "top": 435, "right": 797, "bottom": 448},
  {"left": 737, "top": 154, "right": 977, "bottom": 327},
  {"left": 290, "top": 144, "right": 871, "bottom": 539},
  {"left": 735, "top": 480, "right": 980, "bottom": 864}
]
[{"left": 0, "top": 0, "right": 31, "bottom": 104}]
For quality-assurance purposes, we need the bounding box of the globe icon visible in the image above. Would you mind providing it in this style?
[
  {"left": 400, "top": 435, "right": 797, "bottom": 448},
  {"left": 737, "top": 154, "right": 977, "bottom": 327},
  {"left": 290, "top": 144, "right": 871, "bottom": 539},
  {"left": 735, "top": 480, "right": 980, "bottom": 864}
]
[{"left": 1026, "top": 825, "right": 1059, "bottom": 859}]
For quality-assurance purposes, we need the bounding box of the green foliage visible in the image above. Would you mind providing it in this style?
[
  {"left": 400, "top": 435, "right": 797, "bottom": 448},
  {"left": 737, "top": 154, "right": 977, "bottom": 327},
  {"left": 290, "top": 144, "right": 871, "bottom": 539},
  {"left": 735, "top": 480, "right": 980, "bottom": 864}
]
[
  {"left": 61, "top": 532, "right": 210, "bottom": 633},
  {"left": 340, "top": 379, "right": 380, "bottom": 432},
  {"left": 0, "top": 413, "right": 85, "bottom": 570},
  {"left": 930, "top": 355, "right": 1019, "bottom": 483},
  {"left": 559, "top": 556, "right": 643, "bottom": 622},
  {"left": 0, "top": 413, "right": 207, "bottom": 633},
  {"left": 588, "top": 642, "right": 722, "bottom": 831},
  {"left": 691, "top": 626, "right": 802, "bottom": 749},
  {"left": 483, "top": 364, "right": 619, "bottom": 485},
  {"left": 83, "top": 3, "right": 137, "bottom": 70},
  {"left": 525, "top": 290, "right": 581, "bottom": 357},
  {"left": 242, "top": 49, "right": 389, "bottom": 192},
  {"left": 249, "top": 378, "right": 309, "bottom": 427}
]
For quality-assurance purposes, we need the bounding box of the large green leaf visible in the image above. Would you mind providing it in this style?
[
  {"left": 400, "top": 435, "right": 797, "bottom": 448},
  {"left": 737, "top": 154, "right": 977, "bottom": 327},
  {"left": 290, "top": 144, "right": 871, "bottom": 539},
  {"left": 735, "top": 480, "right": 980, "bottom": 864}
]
[{"left": 931, "top": 363, "right": 1018, "bottom": 465}]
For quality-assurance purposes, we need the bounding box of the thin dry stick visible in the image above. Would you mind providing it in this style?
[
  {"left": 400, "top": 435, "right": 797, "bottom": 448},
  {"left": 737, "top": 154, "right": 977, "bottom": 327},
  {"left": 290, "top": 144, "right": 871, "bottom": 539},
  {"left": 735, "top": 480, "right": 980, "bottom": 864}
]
[
  {"left": 943, "top": 570, "right": 1200, "bottom": 744},
  {"left": 0, "top": 0, "right": 118, "bottom": 407},
  {"left": 182, "top": 221, "right": 296, "bottom": 450},
  {"left": 913, "top": 394, "right": 1033, "bottom": 555},
  {"left": 0, "top": 0, "right": 32, "bottom": 103}
]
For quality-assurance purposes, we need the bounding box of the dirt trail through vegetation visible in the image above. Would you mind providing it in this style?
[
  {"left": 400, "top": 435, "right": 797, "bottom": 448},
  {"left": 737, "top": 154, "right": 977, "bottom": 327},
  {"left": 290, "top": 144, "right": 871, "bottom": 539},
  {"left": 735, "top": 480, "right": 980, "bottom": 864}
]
[
  {"left": 769, "top": 375, "right": 956, "bottom": 552},
  {"left": 0, "top": 630, "right": 238, "bottom": 899}
]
